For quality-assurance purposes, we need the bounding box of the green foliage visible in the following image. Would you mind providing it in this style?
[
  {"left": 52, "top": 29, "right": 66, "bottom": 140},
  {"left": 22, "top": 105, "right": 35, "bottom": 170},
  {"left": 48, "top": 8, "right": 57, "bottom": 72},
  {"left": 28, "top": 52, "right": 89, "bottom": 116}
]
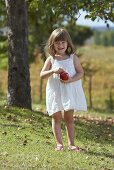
[
  {"left": 27, "top": 0, "right": 114, "bottom": 61},
  {"left": 94, "top": 31, "right": 101, "bottom": 45},
  {"left": 108, "top": 31, "right": 114, "bottom": 46},
  {"left": 102, "top": 34, "right": 109, "bottom": 46},
  {"left": 0, "top": 0, "right": 7, "bottom": 27},
  {"left": 28, "top": 2, "right": 65, "bottom": 61},
  {"left": 0, "top": 35, "right": 8, "bottom": 70},
  {"left": 1, "top": 0, "right": 114, "bottom": 65},
  {"left": 66, "top": 22, "right": 93, "bottom": 45},
  {"left": 0, "top": 57, "right": 8, "bottom": 70},
  {"left": 0, "top": 1, "right": 8, "bottom": 70},
  {"left": 94, "top": 30, "right": 114, "bottom": 46},
  {"left": 28, "top": 0, "right": 114, "bottom": 24}
]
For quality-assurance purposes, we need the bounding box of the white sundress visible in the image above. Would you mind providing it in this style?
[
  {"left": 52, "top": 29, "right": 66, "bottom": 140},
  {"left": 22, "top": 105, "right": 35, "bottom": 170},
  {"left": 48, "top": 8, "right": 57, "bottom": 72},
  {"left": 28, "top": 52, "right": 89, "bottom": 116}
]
[{"left": 46, "top": 54, "right": 87, "bottom": 116}]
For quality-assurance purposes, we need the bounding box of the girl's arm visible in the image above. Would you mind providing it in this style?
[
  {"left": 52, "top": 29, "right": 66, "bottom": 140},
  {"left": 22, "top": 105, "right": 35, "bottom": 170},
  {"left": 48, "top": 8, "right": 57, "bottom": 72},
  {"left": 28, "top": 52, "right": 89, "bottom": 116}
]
[
  {"left": 71, "top": 54, "right": 84, "bottom": 81},
  {"left": 40, "top": 57, "right": 65, "bottom": 79},
  {"left": 40, "top": 57, "right": 53, "bottom": 79}
]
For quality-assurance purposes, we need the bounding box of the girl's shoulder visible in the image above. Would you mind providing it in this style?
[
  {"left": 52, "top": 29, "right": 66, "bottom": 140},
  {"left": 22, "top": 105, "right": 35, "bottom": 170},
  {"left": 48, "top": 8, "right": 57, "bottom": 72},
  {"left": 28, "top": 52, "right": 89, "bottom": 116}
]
[
  {"left": 43, "top": 56, "right": 52, "bottom": 67},
  {"left": 70, "top": 53, "right": 78, "bottom": 59},
  {"left": 70, "top": 53, "right": 80, "bottom": 66},
  {"left": 45, "top": 55, "right": 53, "bottom": 62},
  {"left": 47, "top": 55, "right": 54, "bottom": 64},
  {"left": 44, "top": 55, "right": 55, "bottom": 66}
]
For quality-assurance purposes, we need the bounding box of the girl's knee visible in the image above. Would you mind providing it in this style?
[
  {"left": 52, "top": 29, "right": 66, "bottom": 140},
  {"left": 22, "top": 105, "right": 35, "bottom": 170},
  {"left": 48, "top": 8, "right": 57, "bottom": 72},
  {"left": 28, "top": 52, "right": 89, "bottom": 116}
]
[
  {"left": 64, "top": 114, "right": 73, "bottom": 124},
  {"left": 52, "top": 111, "right": 62, "bottom": 123},
  {"left": 64, "top": 118, "right": 74, "bottom": 125}
]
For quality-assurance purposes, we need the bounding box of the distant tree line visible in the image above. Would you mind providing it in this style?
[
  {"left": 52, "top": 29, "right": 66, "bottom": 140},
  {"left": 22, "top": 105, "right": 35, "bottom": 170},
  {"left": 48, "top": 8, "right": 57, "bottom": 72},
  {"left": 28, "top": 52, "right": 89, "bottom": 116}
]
[
  {"left": 65, "top": 22, "right": 93, "bottom": 46},
  {"left": 94, "top": 30, "right": 114, "bottom": 46}
]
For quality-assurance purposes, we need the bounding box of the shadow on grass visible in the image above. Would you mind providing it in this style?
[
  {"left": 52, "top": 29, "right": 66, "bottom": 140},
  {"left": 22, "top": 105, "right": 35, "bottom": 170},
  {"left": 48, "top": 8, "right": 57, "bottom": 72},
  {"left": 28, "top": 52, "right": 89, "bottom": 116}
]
[
  {"left": 88, "top": 107, "right": 114, "bottom": 114},
  {"left": 0, "top": 104, "right": 47, "bottom": 119},
  {"left": 0, "top": 104, "right": 113, "bottom": 150},
  {"left": 74, "top": 119, "right": 114, "bottom": 145},
  {"left": 0, "top": 123, "right": 23, "bottom": 127},
  {"left": 0, "top": 104, "right": 52, "bottom": 130},
  {"left": 85, "top": 149, "right": 114, "bottom": 160}
]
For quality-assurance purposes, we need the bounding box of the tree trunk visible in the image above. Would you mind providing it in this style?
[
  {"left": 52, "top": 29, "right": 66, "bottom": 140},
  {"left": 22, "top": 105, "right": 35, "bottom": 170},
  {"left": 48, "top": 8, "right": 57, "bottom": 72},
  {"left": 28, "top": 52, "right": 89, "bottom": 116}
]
[{"left": 5, "top": 0, "right": 31, "bottom": 109}]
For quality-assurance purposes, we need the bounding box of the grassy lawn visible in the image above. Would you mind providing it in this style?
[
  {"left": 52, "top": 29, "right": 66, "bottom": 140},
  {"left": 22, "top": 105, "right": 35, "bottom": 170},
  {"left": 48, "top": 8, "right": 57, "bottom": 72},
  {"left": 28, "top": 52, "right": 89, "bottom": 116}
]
[{"left": 0, "top": 100, "right": 114, "bottom": 170}]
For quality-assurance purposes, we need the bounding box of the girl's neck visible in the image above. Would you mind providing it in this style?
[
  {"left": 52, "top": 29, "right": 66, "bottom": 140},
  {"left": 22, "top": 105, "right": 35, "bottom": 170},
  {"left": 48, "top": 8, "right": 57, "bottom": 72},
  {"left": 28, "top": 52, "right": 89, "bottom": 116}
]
[{"left": 54, "top": 53, "right": 69, "bottom": 60}]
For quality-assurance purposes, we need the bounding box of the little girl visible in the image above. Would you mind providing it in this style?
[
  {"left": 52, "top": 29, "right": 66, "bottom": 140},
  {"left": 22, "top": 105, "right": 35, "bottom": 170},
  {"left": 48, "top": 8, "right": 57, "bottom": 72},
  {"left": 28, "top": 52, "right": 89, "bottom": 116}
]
[{"left": 40, "top": 28, "right": 87, "bottom": 151}]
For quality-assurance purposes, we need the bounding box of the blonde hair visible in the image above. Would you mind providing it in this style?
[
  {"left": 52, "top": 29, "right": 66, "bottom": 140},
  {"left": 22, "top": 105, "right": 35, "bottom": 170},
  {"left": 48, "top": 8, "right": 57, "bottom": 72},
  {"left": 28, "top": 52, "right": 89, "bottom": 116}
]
[{"left": 46, "top": 28, "right": 75, "bottom": 57}]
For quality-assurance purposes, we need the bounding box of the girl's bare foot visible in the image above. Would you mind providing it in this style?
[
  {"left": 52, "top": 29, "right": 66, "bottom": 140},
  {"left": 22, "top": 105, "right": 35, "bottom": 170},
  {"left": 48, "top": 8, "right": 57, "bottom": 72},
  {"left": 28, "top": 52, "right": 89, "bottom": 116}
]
[
  {"left": 68, "top": 145, "right": 82, "bottom": 152},
  {"left": 55, "top": 144, "right": 64, "bottom": 151}
]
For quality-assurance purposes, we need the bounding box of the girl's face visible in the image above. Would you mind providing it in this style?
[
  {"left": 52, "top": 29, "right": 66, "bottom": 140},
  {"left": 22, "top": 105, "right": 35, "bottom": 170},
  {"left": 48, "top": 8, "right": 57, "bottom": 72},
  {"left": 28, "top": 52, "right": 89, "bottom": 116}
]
[{"left": 53, "top": 40, "right": 68, "bottom": 55}]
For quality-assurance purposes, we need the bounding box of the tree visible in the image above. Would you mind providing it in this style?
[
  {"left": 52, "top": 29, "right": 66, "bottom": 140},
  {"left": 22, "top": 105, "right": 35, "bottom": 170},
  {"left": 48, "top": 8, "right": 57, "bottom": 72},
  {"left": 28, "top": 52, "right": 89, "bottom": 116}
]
[
  {"left": 66, "top": 22, "right": 93, "bottom": 45},
  {"left": 0, "top": 0, "right": 8, "bottom": 70},
  {"left": 27, "top": 0, "right": 114, "bottom": 60},
  {"left": 108, "top": 31, "right": 114, "bottom": 46},
  {"left": 94, "top": 30, "right": 114, "bottom": 46},
  {"left": 0, "top": 34, "right": 7, "bottom": 69},
  {"left": 94, "top": 31, "right": 101, "bottom": 45},
  {"left": 102, "top": 34, "right": 109, "bottom": 46},
  {"left": 3, "top": 0, "right": 114, "bottom": 109},
  {"left": 29, "top": 0, "right": 114, "bottom": 25},
  {"left": 5, "top": 0, "right": 31, "bottom": 109}
]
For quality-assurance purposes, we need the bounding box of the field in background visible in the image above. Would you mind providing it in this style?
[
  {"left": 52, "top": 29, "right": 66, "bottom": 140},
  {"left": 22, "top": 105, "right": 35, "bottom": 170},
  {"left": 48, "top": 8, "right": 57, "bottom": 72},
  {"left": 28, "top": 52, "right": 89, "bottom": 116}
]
[
  {"left": 79, "top": 45, "right": 114, "bottom": 109},
  {"left": 31, "top": 45, "right": 114, "bottom": 111},
  {"left": 0, "top": 45, "right": 114, "bottom": 111}
]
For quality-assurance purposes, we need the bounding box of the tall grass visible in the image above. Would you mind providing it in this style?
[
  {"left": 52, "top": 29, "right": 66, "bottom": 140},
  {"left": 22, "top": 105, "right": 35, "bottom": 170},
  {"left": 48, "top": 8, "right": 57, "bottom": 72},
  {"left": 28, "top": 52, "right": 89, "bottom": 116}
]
[{"left": 0, "top": 45, "right": 114, "bottom": 110}]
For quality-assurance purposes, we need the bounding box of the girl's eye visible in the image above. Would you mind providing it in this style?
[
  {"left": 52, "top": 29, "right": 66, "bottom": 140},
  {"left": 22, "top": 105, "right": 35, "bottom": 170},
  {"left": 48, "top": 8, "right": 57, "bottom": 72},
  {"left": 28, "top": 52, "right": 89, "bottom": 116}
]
[
  {"left": 55, "top": 41, "right": 66, "bottom": 44},
  {"left": 54, "top": 41, "right": 67, "bottom": 45}
]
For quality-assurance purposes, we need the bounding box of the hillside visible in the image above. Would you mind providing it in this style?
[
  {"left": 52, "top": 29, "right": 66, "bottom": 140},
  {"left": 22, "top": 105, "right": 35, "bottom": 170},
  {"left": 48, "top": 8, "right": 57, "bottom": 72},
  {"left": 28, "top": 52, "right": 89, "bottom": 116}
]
[
  {"left": 0, "top": 99, "right": 114, "bottom": 169},
  {"left": 91, "top": 26, "right": 114, "bottom": 31}
]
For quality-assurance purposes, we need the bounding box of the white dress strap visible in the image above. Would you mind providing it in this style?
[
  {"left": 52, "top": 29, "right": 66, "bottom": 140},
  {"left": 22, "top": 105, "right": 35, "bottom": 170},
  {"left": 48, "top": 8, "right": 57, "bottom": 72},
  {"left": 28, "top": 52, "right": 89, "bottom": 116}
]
[{"left": 70, "top": 53, "right": 75, "bottom": 59}]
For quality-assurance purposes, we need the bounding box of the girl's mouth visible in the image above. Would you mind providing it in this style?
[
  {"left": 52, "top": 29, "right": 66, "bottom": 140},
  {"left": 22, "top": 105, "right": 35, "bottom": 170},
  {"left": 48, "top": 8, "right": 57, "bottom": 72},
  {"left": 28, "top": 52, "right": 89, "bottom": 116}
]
[{"left": 58, "top": 48, "right": 64, "bottom": 50}]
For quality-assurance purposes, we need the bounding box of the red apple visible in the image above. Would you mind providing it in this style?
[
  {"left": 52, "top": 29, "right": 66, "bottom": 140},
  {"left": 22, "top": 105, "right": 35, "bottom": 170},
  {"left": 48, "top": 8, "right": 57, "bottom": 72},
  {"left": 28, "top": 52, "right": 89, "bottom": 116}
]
[{"left": 60, "top": 71, "right": 69, "bottom": 80}]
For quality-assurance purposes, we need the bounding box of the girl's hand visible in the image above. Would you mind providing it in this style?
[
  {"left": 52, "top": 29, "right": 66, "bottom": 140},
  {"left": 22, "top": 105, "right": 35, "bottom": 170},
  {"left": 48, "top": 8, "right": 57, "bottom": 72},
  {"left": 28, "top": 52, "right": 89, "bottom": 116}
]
[
  {"left": 60, "top": 76, "right": 73, "bottom": 83},
  {"left": 53, "top": 67, "right": 65, "bottom": 74}
]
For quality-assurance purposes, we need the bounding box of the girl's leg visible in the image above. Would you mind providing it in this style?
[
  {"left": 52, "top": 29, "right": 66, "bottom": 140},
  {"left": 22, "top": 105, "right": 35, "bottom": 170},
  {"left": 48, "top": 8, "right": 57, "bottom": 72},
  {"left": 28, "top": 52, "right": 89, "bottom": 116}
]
[
  {"left": 64, "top": 110, "right": 82, "bottom": 151},
  {"left": 64, "top": 110, "right": 74, "bottom": 146},
  {"left": 52, "top": 111, "right": 63, "bottom": 147}
]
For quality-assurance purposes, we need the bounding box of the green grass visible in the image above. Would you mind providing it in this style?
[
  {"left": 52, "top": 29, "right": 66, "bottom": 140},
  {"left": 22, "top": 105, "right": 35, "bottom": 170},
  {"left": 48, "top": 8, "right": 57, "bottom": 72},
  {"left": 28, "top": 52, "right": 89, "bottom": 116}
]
[{"left": 0, "top": 100, "right": 114, "bottom": 170}]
